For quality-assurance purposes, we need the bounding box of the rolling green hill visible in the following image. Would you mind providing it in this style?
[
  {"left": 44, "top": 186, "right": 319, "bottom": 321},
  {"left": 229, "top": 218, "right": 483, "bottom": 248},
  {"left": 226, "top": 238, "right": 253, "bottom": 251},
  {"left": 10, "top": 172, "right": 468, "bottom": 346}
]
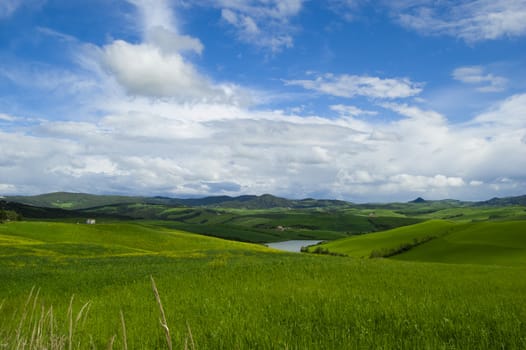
[
  {"left": 8, "top": 192, "right": 525, "bottom": 211},
  {"left": 477, "top": 194, "right": 526, "bottom": 206},
  {"left": 310, "top": 220, "right": 526, "bottom": 266},
  {"left": 0, "top": 199, "right": 120, "bottom": 220},
  {"left": 80, "top": 204, "right": 422, "bottom": 243},
  {"left": 5, "top": 192, "right": 147, "bottom": 210},
  {"left": 1, "top": 199, "right": 423, "bottom": 243},
  {"left": 5, "top": 192, "right": 351, "bottom": 210},
  {"left": 309, "top": 220, "right": 459, "bottom": 258},
  {"left": 0, "top": 221, "right": 271, "bottom": 259},
  {"left": 393, "top": 221, "right": 526, "bottom": 265}
]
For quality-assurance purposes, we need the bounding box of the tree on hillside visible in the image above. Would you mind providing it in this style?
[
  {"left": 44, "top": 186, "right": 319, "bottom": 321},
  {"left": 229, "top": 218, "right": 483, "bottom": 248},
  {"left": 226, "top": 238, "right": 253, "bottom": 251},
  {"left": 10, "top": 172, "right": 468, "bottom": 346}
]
[{"left": 0, "top": 209, "right": 21, "bottom": 223}]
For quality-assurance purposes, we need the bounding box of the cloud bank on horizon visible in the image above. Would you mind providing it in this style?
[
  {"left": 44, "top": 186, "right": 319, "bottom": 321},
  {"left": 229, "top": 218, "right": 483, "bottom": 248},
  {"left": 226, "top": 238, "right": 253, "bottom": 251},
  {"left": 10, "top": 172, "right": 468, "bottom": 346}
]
[{"left": 0, "top": 0, "right": 525, "bottom": 202}]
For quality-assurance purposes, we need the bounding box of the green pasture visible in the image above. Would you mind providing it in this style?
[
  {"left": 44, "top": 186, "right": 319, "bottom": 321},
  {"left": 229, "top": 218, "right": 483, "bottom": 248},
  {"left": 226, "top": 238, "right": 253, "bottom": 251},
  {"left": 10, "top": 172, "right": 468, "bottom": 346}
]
[
  {"left": 393, "top": 221, "right": 526, "bottom": 265},
  {"left": 312, "top": 219, "right": 526, "bottom": 266},
  {"left": 75, "top": 204, "right": 423, "bottom": 243},
  {"left": 310, "top": 220, "right": 459, "bottom": 258},
  {"left": 412, "top": 206, "right": 526, "bottom": 221},
  {"left": 0, "top": 221, "right": 525, "bottom": 349},
  {"left": 0, "top": 221, "right": 271, "bottom": 259}
]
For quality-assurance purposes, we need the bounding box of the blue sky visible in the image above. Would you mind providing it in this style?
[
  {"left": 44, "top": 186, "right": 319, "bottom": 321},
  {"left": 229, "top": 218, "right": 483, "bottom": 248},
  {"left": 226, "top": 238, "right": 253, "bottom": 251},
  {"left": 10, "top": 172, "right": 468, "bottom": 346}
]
[{"left": 0, "top": 0, "right": 525, "bottom": 202}]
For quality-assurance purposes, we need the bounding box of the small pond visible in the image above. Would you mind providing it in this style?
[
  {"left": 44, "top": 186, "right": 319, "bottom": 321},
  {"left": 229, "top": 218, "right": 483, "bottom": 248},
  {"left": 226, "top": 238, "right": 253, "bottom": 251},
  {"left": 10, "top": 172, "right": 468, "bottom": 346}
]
[{"left": 266, "top": 240, "right": 323, "bottom": 253}]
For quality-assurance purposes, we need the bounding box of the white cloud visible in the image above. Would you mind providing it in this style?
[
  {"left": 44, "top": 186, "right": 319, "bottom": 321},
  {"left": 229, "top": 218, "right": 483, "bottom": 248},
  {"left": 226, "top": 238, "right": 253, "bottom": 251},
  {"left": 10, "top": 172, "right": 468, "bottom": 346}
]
[
  {"left": 452, "top": 66, "right": 507, "bottom": 92},
  {"left": 393, "top": 0, "right": 526, "bottom": 42},
  {"left": 222, "top": 9, "right": 260, "bottom": 34},
  {"left": 50, "top": 156, "right": 125, "bottom": 178},
  {"left": 3, "top": 92, "right": 525, "bottom": 201},
  {"left": 388, "top": 174, "right": 465, "bottom": 192},
  {"left": 101, "top": 40, "right": 235, "bottom": 102},
  {"left": 473, "top": 93, "right": 526, "bottom": 127},
  {"left": 129, "top": 0, "right": 204, "bottom": 55},
  {"left": 381, "top": 102, "right": 446, "bottom": 123},
  {"left": 215, "top": 0, "right": 304, "bottom": 52},
  {"left": 285, "top": 73, "right": 423, "bottom": 99},
  {"left": 92, "top": 1, "right": 254, "bottom": 104},
  {"left": 0, "top": 113, "right": 18, "bottom": 122},
  {"left": 330, "top": 104, "right": 378, "bottom": 116},
  {"left": 147, "top": 26, "right": 204, "bottom": 55}
]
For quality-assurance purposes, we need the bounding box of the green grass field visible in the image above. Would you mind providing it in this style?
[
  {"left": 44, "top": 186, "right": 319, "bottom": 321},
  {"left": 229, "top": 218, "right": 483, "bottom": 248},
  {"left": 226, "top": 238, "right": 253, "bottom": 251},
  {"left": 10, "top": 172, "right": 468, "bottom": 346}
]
[
  {"left": 309, "top": 220, "right": 459, "bottom": 258},
  {"left": 310, "top": 219, "right": 526, "bottom": 266},
  {"left": 1, "top": 221, "right": 525, "bottom": 349},
  {"left": 393, "top": 221, "right": 526, "bottom": 265}
]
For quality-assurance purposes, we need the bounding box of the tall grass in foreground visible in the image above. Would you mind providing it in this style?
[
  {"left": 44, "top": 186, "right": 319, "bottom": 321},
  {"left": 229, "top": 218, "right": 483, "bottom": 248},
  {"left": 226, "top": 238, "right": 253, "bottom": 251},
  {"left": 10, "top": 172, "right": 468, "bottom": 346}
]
[
  {"left": 2, "top": 256, "right": 525, "bottom": 349},
  {"left": 0, "top": 277, "right": 194, "bottom": 350},
  {"left": 0, "top": 287, "right": 91, "bottom": 350}
]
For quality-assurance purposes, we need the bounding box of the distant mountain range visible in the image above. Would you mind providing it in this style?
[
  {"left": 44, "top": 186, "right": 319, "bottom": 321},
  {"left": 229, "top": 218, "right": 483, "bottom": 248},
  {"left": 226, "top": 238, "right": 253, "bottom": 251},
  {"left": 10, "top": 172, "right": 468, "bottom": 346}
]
[
  {"left": 3, "top": 192, "right": 349, "bottom": 211},
  {"left": 3, "top": 192, "right": 526, "bottom": 211}
]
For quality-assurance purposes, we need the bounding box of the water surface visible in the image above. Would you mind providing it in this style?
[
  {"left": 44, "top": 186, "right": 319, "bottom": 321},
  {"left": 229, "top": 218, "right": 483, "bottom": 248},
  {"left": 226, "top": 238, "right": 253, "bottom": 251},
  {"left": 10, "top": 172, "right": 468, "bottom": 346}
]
[{"left": 266, "top": 240, "right": 322, "bottom": 253}]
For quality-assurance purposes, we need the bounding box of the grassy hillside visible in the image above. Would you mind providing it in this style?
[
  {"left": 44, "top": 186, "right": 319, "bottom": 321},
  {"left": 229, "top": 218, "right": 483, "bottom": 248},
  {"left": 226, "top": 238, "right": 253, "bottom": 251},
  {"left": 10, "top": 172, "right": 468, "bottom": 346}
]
[
  {"left": 5, "top": 192, "right": 147, "bottom": 210},
  {"left": 310, "top": 220, "right": 526, "bottom": 266},
  {"left": 0, "top": 221, "right": 270, "bottom": 258},
  {"left": 0, "top": 221, "right": 525, "bottom": 349},
  {"left": 8, "top": 191, "right": 526, "bottom": 211},
  {"left": 409, "top": 206, "right": 526, "bottom": 221},
  {"left": 80, "top": 204, "right": 422, "bottom": 243},
  {"left": 393, "top": 221, "right": 526, "bottom": 265},
  {"left": 308, "top": 220, "right": 458, "bottom": 258},
  {"left": 5, "top": 192, "right": 352, "bottom": 210},
  {"left": 1, "top": 198, "right": 424, "bottom": 243}
]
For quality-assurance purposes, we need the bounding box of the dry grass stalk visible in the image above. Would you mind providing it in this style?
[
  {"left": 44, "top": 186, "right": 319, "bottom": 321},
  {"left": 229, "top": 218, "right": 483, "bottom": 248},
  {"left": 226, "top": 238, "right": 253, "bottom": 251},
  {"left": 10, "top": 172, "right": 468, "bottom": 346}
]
[
  {"left": 120, "top": 310, "right": 128, "bottom": 350},
  {"left": 186, "top": 322, "right": 195, "bottom": 350},
  {"left": 15, "top": 286, "right": 36, "bottom": 345},
  {"left": 2, "top": 289, "right": 92, "bottom": 350},
  {"left": 65, "top": 294, "right": 91, "bottom": 350},
  {"left": 150, "top": 275, "right": 173, "bottom": 350},
  {"left": 67, "top": 295, "right": 74, "bottom": 350},
  {"left": 106, "top": 334, "right": 116, "bottom": 350}
]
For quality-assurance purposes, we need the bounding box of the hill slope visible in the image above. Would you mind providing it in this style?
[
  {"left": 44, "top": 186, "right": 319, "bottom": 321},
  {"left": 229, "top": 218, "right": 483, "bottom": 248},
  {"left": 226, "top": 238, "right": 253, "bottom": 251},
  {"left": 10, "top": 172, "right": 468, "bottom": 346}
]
[
  {"left": 5, "top": 192, "right": 351, "bottom": 210},
  {"left": 0, "top": 221, "right": 272, "bottom": 258},
  {"left": 5, "top": 192, "right": 147, "bottom": 210},
  {"left": 310, "top": 220, "right": 526, "bottom": 266},
  {"left": 392, "top": 221, "right": 526, "bottom": 265},
  {"left": 310, "top": 220, "right": 459, "bottom": 258}
]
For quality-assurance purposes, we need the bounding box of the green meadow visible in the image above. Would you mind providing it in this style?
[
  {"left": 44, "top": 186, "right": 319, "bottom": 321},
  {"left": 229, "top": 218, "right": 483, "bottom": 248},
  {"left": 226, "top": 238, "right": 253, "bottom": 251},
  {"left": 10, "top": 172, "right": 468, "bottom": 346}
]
[
  {"left": 1, "top": 219, "right": 525, "bottom": 349},
  {"left": 311, "top": 219, "right": 526, "bottom": 265}
]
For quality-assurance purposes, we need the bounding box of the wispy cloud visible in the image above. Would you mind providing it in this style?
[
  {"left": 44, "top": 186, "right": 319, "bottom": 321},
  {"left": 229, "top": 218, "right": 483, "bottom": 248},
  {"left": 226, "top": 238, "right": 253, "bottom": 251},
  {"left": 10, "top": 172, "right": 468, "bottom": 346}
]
[
  {"left": 330, "top": 104, "right": 378, "bottom": 116},
  {"left": 327, "top": 0, "right": 369, "bottom": 21},
  {"left": 285, "top": 73, "right": 423, "bottom": 99},
  {"left": 330, "top": 0, "right": 526, "bottom": 42},
  {"left": 0, "top": 0, "right": 22, "bottom": 19},
  {"left": 393, "top": 0, "right": 526, "bottom": 42},
  {"left": 452, "top": 66, "right": 507, "bottom": 92},
  {"left": 216, "top": 0, "right": 304, "bottom": 52},
  {"left": 0, "top": 113, "right": 18, "bottom": 122}
]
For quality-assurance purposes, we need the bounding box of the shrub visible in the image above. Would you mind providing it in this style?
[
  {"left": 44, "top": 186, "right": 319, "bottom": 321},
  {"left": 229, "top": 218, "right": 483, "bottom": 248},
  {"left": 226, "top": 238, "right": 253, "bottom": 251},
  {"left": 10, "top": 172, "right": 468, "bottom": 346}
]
[{"left": 369, "top": 236, "right": 437, "bottom": 259}]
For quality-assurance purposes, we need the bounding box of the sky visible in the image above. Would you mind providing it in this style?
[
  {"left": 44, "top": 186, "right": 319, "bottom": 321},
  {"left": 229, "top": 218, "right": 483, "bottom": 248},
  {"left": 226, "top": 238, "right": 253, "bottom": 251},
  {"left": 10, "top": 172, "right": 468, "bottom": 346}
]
[{"left": 0, "top": 0, "right": 525, "bottom": 202}]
